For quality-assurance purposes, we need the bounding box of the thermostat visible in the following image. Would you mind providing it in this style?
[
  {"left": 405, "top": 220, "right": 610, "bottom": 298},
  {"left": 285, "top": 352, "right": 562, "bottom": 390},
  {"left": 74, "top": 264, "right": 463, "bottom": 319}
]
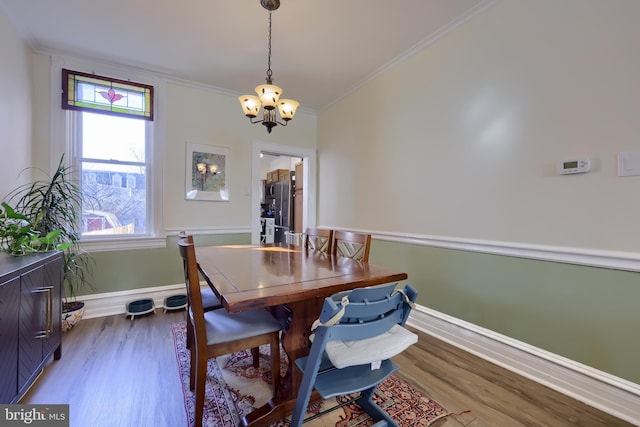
[{"left": 557, "top": 158, "right": 590, "bottom": 175}]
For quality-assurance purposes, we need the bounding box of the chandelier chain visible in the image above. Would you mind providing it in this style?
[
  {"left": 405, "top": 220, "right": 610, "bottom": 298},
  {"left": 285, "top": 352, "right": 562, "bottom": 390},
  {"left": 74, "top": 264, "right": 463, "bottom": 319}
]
[{"left": 266, "top": 11, "right": 273, "bottom": 83}]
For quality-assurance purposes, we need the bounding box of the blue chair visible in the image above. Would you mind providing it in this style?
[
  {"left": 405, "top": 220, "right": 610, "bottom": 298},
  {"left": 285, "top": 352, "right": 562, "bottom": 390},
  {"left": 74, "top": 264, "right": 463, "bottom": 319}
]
[{"left": 290, "top": 282, "right": 418, "bottom": 427}]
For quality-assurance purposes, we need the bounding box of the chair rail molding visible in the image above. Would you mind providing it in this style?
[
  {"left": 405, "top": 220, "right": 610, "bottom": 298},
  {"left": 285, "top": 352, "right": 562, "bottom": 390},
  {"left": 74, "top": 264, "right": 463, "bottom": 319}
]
[
  {"left": 162, "top": 227, "right": 640, "bottom": 273},
  {"left": 365, "top": 229, "right": 640, "bottom": 272},
  {"left": 165, "top": 226, "right": 252, "bottom": 236}
]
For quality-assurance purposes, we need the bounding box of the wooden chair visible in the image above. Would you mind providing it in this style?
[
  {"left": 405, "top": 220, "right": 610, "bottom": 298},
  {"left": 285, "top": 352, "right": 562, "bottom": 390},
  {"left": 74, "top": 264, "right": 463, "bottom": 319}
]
[
  {"left": 181, "top": 235, "right": 223, "bottom": 350},
  {"left": 331, "top": 230, "right": 371, "bottom": 262},
  {"left": 178, "top": 238, "right": 282, "bottom": 427},
  {"left": 304, "top": 227, "right": 333, "bottom": 254},
  {"left": 290, "top": 283, "right": 418, "bottom": 427},
  {"left": 181, "top": 235, "right": 264, "bottom": 374}
]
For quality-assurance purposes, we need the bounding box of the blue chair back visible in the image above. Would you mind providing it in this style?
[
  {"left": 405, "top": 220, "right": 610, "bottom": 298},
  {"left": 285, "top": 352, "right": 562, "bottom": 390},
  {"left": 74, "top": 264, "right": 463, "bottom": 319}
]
[{"left": 291, "top": 282, "right": 418, "bottom": 427}]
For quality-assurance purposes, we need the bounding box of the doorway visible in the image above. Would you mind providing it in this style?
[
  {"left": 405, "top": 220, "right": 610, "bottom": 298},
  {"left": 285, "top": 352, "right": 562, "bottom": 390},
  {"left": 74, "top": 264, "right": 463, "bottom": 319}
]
[{"left": 251, "top": 142, "right": 317, "bottom": 244}]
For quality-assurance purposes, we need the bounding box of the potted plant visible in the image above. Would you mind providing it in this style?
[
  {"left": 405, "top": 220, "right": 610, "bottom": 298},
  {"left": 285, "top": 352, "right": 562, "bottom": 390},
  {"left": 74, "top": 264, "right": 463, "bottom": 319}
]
[
  {"left": 1, "top": 155, "right": 95, "bottom": 331},
  {"left": 0, "top": 203, "right": 68, "bottom": 255}
]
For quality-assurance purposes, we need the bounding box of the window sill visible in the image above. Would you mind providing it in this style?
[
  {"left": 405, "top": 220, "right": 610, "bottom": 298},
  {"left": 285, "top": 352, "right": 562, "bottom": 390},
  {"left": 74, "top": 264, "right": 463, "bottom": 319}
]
[{"left": 79, "top": 236, "right": 166, "bottom": 253}]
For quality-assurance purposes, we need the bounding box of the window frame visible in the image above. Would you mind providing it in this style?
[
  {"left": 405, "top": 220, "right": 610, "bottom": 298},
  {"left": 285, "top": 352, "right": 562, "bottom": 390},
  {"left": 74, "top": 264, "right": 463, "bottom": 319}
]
[
  {"left": 72, "top": 111, "right": 153, "bottom": 239},
  {"left": 61, "top": 68, "right": 154, "bottom": 120},
  {"left": 50, "top": 58, "right": 165, "bottom": 252}
]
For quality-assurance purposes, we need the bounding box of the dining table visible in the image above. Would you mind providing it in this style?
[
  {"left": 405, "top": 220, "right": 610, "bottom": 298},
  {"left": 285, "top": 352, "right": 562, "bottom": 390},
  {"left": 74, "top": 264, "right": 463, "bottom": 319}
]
[{"left": 195, "top": 243, "right": 408, "bottom": 427}]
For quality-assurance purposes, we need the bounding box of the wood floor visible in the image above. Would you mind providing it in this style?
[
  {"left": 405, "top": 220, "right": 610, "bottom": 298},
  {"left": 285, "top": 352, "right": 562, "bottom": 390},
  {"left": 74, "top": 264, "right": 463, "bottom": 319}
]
[
  {"left": 393, "top": 333, "right": 633, "bottom": 427},
  {"left": 21, "top": 310, "right": 632, "bottom": 427}
]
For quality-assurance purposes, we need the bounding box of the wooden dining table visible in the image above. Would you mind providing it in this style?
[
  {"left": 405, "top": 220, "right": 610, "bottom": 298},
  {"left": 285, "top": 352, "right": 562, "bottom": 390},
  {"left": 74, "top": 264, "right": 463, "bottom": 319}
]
[{"left": 195, "top": 243, "right": 408, "bottom": 427}]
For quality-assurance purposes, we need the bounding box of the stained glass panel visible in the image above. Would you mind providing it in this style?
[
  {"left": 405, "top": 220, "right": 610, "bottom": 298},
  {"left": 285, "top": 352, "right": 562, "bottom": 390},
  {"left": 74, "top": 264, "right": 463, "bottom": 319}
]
[{"left": 62, "top": 69, "right": 154, "bottom": 120}]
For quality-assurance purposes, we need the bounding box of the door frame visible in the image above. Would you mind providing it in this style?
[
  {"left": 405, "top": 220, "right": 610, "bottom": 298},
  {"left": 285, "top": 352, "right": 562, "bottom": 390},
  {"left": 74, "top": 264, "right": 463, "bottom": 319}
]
[{"left": 251, "top": 141, "right": 317, "bottom": 244}]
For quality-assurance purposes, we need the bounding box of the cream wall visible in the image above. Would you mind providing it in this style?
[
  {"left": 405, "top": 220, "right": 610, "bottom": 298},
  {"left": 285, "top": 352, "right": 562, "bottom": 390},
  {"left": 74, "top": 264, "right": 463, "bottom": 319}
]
[
  {"left": 317, "top": 0, "right": 640, "bottom": 383},
  {"left": 0, "top": 8, "right": 32, "bottom": 197},
  {"left": 162, "top": 82, "right": 316, "bottom": 231},
  {"left": 319, "top": 0, "right": 640, "bottom": 253}
]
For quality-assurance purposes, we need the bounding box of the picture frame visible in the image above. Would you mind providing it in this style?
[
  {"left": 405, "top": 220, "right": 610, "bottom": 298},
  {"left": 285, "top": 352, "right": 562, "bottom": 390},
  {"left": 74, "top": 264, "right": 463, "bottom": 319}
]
[{"left": 185, "top": 142, "right": 229, "bottom": 201}]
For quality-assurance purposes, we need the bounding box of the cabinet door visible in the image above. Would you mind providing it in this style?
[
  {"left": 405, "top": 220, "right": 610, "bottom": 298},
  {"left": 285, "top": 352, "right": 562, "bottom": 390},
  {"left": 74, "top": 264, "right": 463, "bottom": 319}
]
[
  {"left": 275, "top": 181, "right": 291, "bottom": 227},
  {"left": 0, "top": 276, "right": 20, "bottom": 403},
  {"left": 293, "top": 162, "right": 304, "bottom": 233},
  {"left": 294, "top": 188, "right": 303, "bottom": 233},
  {"left": 295, "top": 162, "right": 303, "bottom": 190},
  {"left": 42, "top": 259, "right": 62, "bottom": 360},
  {"left": 18, "top": 265, "right": 45, "bottom": 391}
]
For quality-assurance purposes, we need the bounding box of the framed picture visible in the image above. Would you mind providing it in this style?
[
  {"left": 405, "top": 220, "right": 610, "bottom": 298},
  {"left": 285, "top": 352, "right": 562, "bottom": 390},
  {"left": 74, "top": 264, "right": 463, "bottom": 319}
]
[{"left": 185, "top": 143, "right": 229, "bottom": 201}]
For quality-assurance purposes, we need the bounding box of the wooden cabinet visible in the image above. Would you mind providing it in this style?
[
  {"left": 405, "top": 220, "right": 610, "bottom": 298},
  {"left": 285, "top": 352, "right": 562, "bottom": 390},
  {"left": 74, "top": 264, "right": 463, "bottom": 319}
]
[
  {"left": 266, "top": 168, "right": 290, "bottom": 184},
  {"left": 0, "top": 251, "right": 62, "bottom": 403},
  {"left": 0, "top": 276, "right": 20, "bottom": 403}
]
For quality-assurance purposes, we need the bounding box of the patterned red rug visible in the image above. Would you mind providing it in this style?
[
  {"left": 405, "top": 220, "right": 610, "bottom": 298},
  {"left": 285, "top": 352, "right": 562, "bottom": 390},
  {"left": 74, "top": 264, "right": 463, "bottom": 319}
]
[{"left": 171, "top": 322, "right": 450, "bottom": 426}]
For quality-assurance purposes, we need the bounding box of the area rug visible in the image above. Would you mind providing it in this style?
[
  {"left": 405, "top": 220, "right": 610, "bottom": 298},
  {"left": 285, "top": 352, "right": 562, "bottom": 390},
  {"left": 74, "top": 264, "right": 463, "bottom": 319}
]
[{"left": 171, "top": 322, "right": 450, "bottom": 426}]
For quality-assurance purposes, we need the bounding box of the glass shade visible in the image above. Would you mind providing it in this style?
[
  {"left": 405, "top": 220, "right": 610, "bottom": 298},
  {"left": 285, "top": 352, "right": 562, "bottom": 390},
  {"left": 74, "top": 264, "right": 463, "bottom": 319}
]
[
  {"left": 238, "top": 95, "right": 261, "bottom": 118},
  {"left": 277, "top": 99, "right": 300, "bottom": 121},
  {"left": 255, "top": 84, "right": 282, "bottom": 110}
]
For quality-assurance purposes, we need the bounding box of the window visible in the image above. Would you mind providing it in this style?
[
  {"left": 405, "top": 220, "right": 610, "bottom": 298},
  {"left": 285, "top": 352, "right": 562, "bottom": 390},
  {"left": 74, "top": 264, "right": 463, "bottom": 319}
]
[
  {"left": 62, "top": 68, "right": 155, "bottom": 239},
  {"left": 62, "top": 69, "right": 153, "bottom": 120},
  {"left": 76, "top": 112, "right": 149, "bottom": 236}
]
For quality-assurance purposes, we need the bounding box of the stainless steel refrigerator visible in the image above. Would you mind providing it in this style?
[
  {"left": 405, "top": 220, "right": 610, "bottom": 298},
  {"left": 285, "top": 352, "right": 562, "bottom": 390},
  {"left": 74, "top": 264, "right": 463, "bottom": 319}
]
[{"left": 273, "top": 180, "right": 291, "bottom": 243}]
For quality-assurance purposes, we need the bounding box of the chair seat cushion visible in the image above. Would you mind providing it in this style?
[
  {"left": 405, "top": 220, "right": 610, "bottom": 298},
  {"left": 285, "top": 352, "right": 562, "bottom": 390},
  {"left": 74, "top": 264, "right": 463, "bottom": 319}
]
[
  {"left": 324, "top": 324, "right": 417, "bottom": 369},
  {"left": 201, "top": 287, "right": 222, "bottom": 310},
  {"left": 203, "top": 308, "right": 281, "bottom": 345}
]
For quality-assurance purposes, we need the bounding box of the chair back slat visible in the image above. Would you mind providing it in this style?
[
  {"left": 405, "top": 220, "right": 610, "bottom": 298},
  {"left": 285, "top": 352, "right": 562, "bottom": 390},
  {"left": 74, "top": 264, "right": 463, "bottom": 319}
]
[
  {"left": 331, "top": 230, "right": 371, "bottom": 262},
  {"left": 304, "top": 228, "right": 333, "bottom": 254}
]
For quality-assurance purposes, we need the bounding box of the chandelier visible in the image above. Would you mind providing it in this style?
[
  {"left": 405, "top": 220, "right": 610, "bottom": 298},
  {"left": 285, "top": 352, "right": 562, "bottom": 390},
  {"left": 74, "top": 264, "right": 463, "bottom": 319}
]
[{"left": 238, "top": 0, "right": 299, "bottom": 133}]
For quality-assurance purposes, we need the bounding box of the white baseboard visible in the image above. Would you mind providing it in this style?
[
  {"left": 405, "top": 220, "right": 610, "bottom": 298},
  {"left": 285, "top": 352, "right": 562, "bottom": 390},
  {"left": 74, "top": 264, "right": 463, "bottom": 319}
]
[
  {"left": 80, "top": 284, "right": 640, "bottom": 425},
  {"left": 407, "top": 306, "right": 640, "bottom": 426},
  {"left": 79, "top": 283, "right": 188, "bottom": 319}
]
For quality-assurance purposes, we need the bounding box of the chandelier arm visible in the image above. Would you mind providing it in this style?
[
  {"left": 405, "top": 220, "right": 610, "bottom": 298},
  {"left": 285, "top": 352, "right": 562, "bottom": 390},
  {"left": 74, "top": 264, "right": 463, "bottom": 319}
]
[{"left": 246, "top": 117, "right": 286, "bottom": 126}]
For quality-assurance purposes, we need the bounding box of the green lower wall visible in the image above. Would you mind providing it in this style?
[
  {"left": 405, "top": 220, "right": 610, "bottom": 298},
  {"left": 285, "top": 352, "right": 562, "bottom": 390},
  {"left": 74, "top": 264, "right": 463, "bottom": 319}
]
[
  {"left": 370, "top": 239, "right": 640, "bottom": 384},
  {"left": 78, "top": 233, "right": 249, "bottom": 296},
  {"left": 80, "top": 234, "right": 639, "bottom": 384}
]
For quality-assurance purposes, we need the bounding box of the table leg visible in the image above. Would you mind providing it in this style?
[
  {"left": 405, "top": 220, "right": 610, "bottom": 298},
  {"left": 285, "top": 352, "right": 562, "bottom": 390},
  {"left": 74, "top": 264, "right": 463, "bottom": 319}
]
[{"left": 241, "top": 298, "right": 323, "bottom": 427}]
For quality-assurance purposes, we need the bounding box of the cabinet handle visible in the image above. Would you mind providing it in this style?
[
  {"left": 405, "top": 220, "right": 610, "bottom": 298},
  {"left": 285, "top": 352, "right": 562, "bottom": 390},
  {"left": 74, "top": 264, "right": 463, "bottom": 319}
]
[{"left": 34, "top": 286, "right": 54, "bottom": 339}]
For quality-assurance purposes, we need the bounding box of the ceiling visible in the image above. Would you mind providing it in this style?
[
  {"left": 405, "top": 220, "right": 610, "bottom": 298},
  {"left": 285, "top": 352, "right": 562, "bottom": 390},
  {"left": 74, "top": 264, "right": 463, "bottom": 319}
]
[{"left": 0, "top": 0, "right": 491, "bottom": 112}]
